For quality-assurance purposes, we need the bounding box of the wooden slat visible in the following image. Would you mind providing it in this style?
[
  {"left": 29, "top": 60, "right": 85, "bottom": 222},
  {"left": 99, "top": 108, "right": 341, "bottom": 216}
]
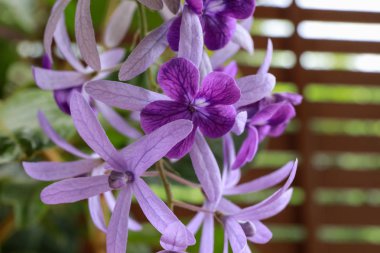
[
  {"left": 255, "top": 6, "right": 380, "bottom": 23},
  {"left": 317, "top": 206, "right": 380, "bottom": 225},
  {"left": 254, "top": 36, "right": 380, "bottom": 54},
  {"left": 267, "top": 134, "right": 297, "bottom": 150},
  {"left": 318, "top": 170, "right": 380, "bottom": 188},
  {"left": 315, "top": 135, "right": 380, "bottom": 152},
  {"left": 304, "top": 70, "right": 380, "bottom": 86},
  {"left": 254, "top": 242, "right": 301, "bottom": 253},
  {"left": 309, "top": 103, "right": 380, "bottom": 119},
  {"left": 315, "top": 243, "right": 380, "bottom": 253}
]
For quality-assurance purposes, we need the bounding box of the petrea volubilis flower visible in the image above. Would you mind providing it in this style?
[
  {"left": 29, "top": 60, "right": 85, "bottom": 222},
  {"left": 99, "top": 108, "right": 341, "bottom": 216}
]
[
  {"left": 86, "top": 57, "right": 240, "bottom": 158},
  {"left": 168, "top": 0, "right": 255, "bottom": 51},
  {"left": 24, "top": 93, "right": 196, "bottom": 253}
]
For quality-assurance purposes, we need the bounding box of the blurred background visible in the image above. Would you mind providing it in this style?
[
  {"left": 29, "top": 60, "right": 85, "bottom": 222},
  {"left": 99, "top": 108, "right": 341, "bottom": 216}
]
[{"left": 0, "top": 0, "right": 380, "bottom": 252}]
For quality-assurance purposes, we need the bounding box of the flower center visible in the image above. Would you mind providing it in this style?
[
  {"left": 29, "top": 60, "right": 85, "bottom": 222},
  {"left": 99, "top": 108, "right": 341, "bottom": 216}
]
[
  {"left": 239, "top": 221, "right": 256, "bottom": 237},
  {"left": 108, "top": 171, "right": 134, "bottom": 189}
]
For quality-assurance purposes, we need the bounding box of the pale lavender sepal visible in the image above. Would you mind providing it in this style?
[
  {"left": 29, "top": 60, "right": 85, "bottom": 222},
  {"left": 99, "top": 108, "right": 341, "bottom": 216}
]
[
  {"left": 235, "top": 73, "right": 276, "bottom": 108},
  {"left": 210, "top": 41, "right": 239, "bottom": 69},
  {"left": 32, "top": 66, "right": 89, "bottom": 90},
  {"left": 23, "top": 159, "right": 101, "bottom": 181},
  {"left": 89, "top": 194, "right": 107, "bottom": 232},
  {"left": 75, "top": 0, "right": 101, "bottom": 71},
  {"left": 189, "top": 132, "right": 222, "bottom": 203},
  {"left": 178, "top": 6, "right": 204, "bottom": 67},
  {"left": 133, "top": 178, "right": 195, "bottom": 250},
  {"left": 199, "top": 51, "right": 212, "bottom": 80},
  {"left": 41, "top": 175, "right": 111, "bottom": 204},
  {"left": 104, "top": 1, "right": 137, "bottom": 48},
  {"left": 137, "top": 0, "right": 164, "bottom": 10},
  {"left": 121, "top": 119, "right": 193, "bottom": 176},
  {"left": 158, "top": 58, "right": 199, "bottom": 102},
  {"left": 54, "top": 17, "right": 86, "bottom": 73},
  {"left": 200, "top": 214, "right": 214, "bottom": 253},
  {"left": 85, "top": 80, "right": 169, "bottom": 111},
  {"left": 222, "top": 61, "right": 239, "bottom": 78},
  {"left": 98, "top": 48, "right": 125, "bottom": 71},
  {"left": 232, "top": 126, "right": 259, "bottom": 170},
  {"left": 107, "top": 186, "right": 133, "bottom": 253},
  {"left": 248, "top": 221, "right": 272, "bottom": 244},
  {"left": 258, "top": 39, "right": 273, "bottom": 75},
  {"left": 197, "top": 72, "right": 240, "bottom": 105},
  {"left": 119, "top": 21, "right": 171, "bottom": 81},
  {"left": 232, "top": 111, "right": 247, "bottom": 136},
  {"left": 70, "top": 92, "right": 125, "bottom": 171},
  {"left": 43, "top": 0, "right": 71, "bottom": 63},
  {"left": 38, "top": 111, "right": 92, "bottom": 159},
  {"left": 250, "top": 103, "right": 294, "bottom": 126},
  {"left": 187, "top": 212, "right": 205, "bottom": 234},
  {"left": 225, "top": 161, "right": 295, "bottom": 195},
  {"left": 222, "top": 134, "right": 241, "bottom": 189},
  {"left": 231, "top": 23, "right": 253, "bottom": 54},
  {"left": 96, "top": 102, "right": 142, "bottom": 139},
  {"left": 224, "top": 218, "right": 249, "bottom": 253},
  {"left": 163, "top": 0, "right": 180, "bottom": 14}
]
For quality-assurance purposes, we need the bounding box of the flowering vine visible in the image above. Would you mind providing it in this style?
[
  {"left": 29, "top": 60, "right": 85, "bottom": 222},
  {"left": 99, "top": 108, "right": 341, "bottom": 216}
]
[{"left": 24, "top": 0, "right": 302, "bottom": 252}]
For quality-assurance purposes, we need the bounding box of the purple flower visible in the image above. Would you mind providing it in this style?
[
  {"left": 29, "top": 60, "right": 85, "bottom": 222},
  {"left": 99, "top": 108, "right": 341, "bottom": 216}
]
[
  {"left": 186, "top": 133, "right": 298, "bottom": 252},
  {"left": 168, "top": 0, "right": 255, "bottom": 51},
  {"left": 24, "top": 92, "right": 196, "bottom": 253},
  {"left": 86, "top": 57, "right": 241, "bottom": 159}
]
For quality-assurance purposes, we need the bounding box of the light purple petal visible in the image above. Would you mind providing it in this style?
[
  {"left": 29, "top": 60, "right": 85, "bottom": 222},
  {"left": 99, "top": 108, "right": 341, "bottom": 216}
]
[
  {"left": 231, "top": 111, "right": 247, "bottom": 136},
  {"left": 158, "top": 58, "right": 199, "bottom": 102},
  {"left": 75, "top": 0, "right": 101, "bottom": 71},
  {"left": 38, "top": 111, "right": 92, "bottom": 159},
  {"left": 225, "top": 161, "right": 295, "bottom": 195},
  {"left": 222, "top": 134, "right": 241, "bottom": 189},
  {"left": 231, "top": 23, "right": 253, "bottom": 54},
  {"left": 187, "top": 212, "right": 205, "bottom": 234},
  {"left": 178, "top": 6, "right": 204, "bottom": 67},
  {"left": 197, "top": 72, "right": 240, "bottom": 105},
  {"left": 104, "top": 1, "right": 137, "bottom": 48},
  {"left": 189, "top": 132, "right": 222, "bottom": 203},
  {"left": 119, "top": 21, "right": 170, "bottom": 81},
  {"left": 224, "top": 218, "right": 249, "bottom": 253},
  {"left": 210, "top": 41, "right": 239, "bottom": 69},
  {"left": 140, "top": 100, "right": 192, "bottom": 133},
  {"left": 137, "top": 0, "right": 164, "bottom": 10},
  {"left": 32, "top": 66, "right": 89, "bottom": 90},
  {"left": 166, "top": 128, "right": 197, "bottom": 159},
  {"left": 197, "top": 105, "right": 237, "bottom": 138},
  {"left": 258, "top": 39, "right": 273, "bottom": 75},
  {"left": 199, "top": 51, "right": 212, "bottom": 80},
  {"left": 232, "top": 126, "right": 258, "bottom": 170},
  {"left": 248, "top": 221, "right": 272, "bottom": 244},
  {"left": 204, "top": 14, "right": 236, "bottom": 50},
  {"left": 85, "top": 80, "right": 168, "bottom": 111},
  {"left": 70, "top": 92, "right": 125, "bottom": 171},
  {"left": 200, "top": 214, "right": 214, "bottom": 253},
  {"left": 250, "top": 103, "right": 294, "bottom": 126},
  {"left": 96, "top": 102, "right": 142, "bottom": 139},
  {"left": 41, "top": 175, "right": 111, "bottom": 204},
  {"left": 222, "top": 61, "right": 239, "bottom": 78},
  {"left": 43, "top": 0, "right": 71, "bottom": 63},
  {"left": 54, "top": 17, "right": 86, "bottom": 72},
  {"left": 23, "top": 159, "right": 101, "bottom": 181},
  {"left": 220, "top": 0, "right": 256, "bottom": 19},
  {"left": 122, "top": 119, "right": 194, "bottom": 176},
  {"left": 133, "top": 178, "right": 195, "bottom": 250},
  {"left": 235, "top": 73, "right": 276, "bottom": 108},
  {"left": 163, "top": 0, "right": 180, "bottom": 14},
  {"left": 186, "top": 0, "right": 203, "bottom": 14},
  {"left": 89, "top": 194, "right": 107, "bottom": 232},
  {"left": 107, "top": 186, "right": 133, "bottom": 253}
]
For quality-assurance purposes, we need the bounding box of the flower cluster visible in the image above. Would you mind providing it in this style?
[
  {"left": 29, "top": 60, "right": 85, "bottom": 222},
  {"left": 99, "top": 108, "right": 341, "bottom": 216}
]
[{"left": 24, "top": 0, "right": 302, "bottom": 252}]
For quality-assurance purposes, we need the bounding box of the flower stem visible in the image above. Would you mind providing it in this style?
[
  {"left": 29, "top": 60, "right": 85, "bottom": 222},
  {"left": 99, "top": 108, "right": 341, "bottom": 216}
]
[
  {"left": 173, "top": 201, "right": 212, "bottom": 214},
  {"left": 156, "top": 159, "right": 174, "bottom": 210}
]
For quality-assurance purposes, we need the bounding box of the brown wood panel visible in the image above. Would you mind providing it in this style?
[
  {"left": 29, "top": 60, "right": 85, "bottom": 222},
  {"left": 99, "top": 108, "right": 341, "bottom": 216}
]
[
  {"left": 318, "top": 170, "right": 380, "bottom": 188},
  {"left": 254, "top": 242, "right": 301, "bottom": 253},
  {"left": 314, "top": 135, "right": 380, "bottom": 152},
  {"left": 309, "top": 103, "right": 380, "bottom": 119},
  {"left": 304, "top": 70, "right": 380, "bottom": 86},
  {"left": 317, "top": 205, "right": 380, "bottom": 225},
  {"left": 315, "top": 243, "right": 380, "bottom": 253},
  {"left": 255, "top": 6, "right": 380, "bottom": 23},
  {"left": 267, "top": 134, "right": 298, "bottom": 150}
]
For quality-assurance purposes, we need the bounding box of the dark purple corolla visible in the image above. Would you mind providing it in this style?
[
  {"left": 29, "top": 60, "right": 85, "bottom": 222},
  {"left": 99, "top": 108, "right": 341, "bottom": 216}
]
[
  {"left": 168, "top": 0, "right": 255, "bottom": 51},
  {"left": 86, "top": 57, "right": 241, "bottom": 159}
]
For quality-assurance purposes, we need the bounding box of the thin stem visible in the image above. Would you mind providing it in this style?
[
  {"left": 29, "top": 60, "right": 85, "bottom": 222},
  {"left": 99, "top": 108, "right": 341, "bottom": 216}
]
[
  {"left": 166, "top": 171, "right": 201, "bottom": 189},
  {"left": 156, "top": 160, "right": 174, "bottom": 210},
  {"left": 173, "top": 201, "right": 212, "bottom": 214}
]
